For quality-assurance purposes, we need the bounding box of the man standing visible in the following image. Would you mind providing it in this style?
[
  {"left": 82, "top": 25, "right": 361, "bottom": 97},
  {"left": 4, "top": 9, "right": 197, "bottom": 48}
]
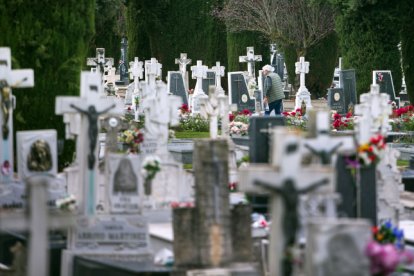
[{"left": 262, "top": 64, "right": 284, "bottom": 115}]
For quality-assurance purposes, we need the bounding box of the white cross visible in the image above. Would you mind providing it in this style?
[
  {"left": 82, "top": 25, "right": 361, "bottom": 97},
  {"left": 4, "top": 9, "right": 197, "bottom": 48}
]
[
  {"left": 145, "top": 58, "right": 162, "bottom": 90},
  {"left": 175, "top": 53, "right": 192, "bottom": 78},
  {"left": 239, "top": 46, "right": 262, "bottom": 79},
  {"left": 294, "top": 56, "right": 312, "bottom": 110},
  {"left": 200, "top": 86, "right": 220, "bottom": 139},
  {"left": 355, "top": 84, "right": 392, "bottom": 144},
  {"left": 0, "top": 174, "right": 74, "bottom": 276},
  {"left": 239, "top": 127, "right": 333, "bottom": 276},
  {"left": 86, "top": 48, "right": 114, "bottom": 86},
  {"left": 191, "top": 60, "right": 208, "bottom": 96},
  {"left": 212, "top": 61, "right": 225, "bottom": 96},
  {"left": 104, "top": 67, "right": 118, "bottom": 85},
  {"left": 55, "top": 72, "right": 123, "bottom": 216},
  {"left": 129, "top": 57, "right": 144, "bottom": 93},
  {"left": 0, "top": 47, "right": 34, "bottom": 183}
]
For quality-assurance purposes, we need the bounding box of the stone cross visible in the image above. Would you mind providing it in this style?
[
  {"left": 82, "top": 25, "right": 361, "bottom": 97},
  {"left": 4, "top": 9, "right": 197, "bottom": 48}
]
[
  {"left": 145, "top": 58, "right": 162, "bottom": 90},
  {"left": 56, "top": 72, "right": 123, "bottom": 216},
  {"left": 239, "top": 127, "right": 333, "bottom": 276},
  {"left": 175, "top": 53, "right": 191, "bottom": 90},
  {"left": 86, "top": 48, "right": 114, "bottom": 84},
  {"left": 129, "top": 57, "right": 144, "bottom": 94},
  {"left": 0, "top": 174, "right": 74, "bottom": 276},
  {"left": 200, "top": 86, "right": 220, "bottom": 139},
  {"left": 239, "top": 46, "right": 262, "bottom": 79},
  {"left": 0, "top": 47, "right": 34, "bottom": 183},
  {"left": 141, "top": 81, "right": 182, "bottom": 155},
  {"left": 212, "top": 61, "right": 225, "bottom": 96},
  {"left": 294, "top": 56, "right": 312, "bottom": 110},
  {"left": 191, "top": 60, "right": 208, "bottom": 114},
  {"left": 355, "top": 84, "right": 392, "bottom": 144},
  {"left": 104, "top": 67, "right": 118, "bottom": 86}
]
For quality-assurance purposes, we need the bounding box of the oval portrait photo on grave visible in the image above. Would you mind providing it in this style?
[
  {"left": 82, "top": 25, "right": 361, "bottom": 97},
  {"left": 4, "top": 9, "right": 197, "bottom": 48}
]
[
  {"left": 113, "top": 158, "right": 138, "bottom": 193},
  {"left": 334, "top": 92, "right": 341, "bottom": 102}
]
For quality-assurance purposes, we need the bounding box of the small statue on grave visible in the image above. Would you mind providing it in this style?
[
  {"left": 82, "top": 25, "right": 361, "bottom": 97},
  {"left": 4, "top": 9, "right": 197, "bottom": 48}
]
[
  {"left": 0, "top": 80, "right": 11, "bottom": 139},
  {"left": 70, "top": 104, "right": 116, "bottom": 169},
  {"left": 27, "top": 140, "right": 52, "bottom": 172},
  {"left": 347, "top": 102, "right": 354, "bottom": 115},
  {"left": 113, "top": 158, "right": 138, "bottom": 193},
  {"left": 301, "top": 99, "right": 307, "bottom": 116}
]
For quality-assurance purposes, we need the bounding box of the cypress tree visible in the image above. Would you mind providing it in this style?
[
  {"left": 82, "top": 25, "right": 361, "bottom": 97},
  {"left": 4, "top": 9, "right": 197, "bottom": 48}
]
[
  {"left": 400, "top": 0, "right": 414, "bottom": 103},
  {"left": 335, "top": 0, "right": 402, "bottom": 96},
  {"left": 0, "top": 1, "right": 95, "bottom": 170}
]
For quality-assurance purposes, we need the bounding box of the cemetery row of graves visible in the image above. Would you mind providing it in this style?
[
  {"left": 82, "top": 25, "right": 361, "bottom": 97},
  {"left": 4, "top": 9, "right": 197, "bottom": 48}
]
[{"left": 1, "top": 43, "right": 414, "bottom": 276}]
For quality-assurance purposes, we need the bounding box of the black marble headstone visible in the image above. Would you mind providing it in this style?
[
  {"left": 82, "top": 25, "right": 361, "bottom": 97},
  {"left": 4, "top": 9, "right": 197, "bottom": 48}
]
[
  {"left": 327, "top": 88, "right": 347, "bottom": 114},
  {"left": 168, "top": 72, "right": 188, "bottom": 105},
  {"left": 375, "top": 71, "right": 400, "bottom": 107},
  {"left": 340, "top": 69, "right": 357, "bottom": 108},
  {"left": 229, "top": 72, "right": 255, "bottom": 112},
  {"left": 117, "top": 37, "right": 129, "bottom": 85},
  {"left": 202, "top": 71, "right": 216, "bottom": 95},
  {"left": 248, "top": 116, "right": 285, "bottom": 163}
]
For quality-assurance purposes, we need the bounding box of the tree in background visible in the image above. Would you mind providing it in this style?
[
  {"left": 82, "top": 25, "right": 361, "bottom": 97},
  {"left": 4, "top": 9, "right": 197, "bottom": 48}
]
[
  {"left": 0, "top": 0, "right": 95, "bottom": 170},
  {"left": 332, "top": 0, "right": 404, "bottom": 97},
  {"left": 400, "top": 0, "right": 414, "bottom": 103}
]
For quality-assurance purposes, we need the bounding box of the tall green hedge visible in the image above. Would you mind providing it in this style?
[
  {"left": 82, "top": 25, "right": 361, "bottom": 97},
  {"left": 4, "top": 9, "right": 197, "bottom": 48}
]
[
  {"left": 127, "top": 0, "right": 227, "bottom": 87},
  {"left": 335, "top": 0, "right": 402, "bottom": 96},
  {"left": 400, "top": 0, "right": 414, "bottom": 103},
  {"left": 0, "top": 1, "right": 95, "bottom": 170}
]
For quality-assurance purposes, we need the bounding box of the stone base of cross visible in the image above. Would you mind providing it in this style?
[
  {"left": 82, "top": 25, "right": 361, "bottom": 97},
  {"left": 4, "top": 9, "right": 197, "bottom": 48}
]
[{"left": 294, "top": 87, "right": 312, "bottom": 110}]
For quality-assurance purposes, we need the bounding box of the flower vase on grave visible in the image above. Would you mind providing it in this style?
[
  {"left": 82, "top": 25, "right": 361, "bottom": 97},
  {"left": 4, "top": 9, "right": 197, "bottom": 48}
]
[{"left": 144, "top": 178, "right": 152, "bottom": 196}]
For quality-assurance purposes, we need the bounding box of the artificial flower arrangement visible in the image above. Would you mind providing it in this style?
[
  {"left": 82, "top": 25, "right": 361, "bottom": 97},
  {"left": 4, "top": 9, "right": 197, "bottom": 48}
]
[
  {"left": 179, "top": 103, "right": 190, "bottom": 115},
  {"left": 346, "top": 134, "right": 386, "bottom": 168},
  {"left": 141, "top": 155, "right": 161, "bottom": 195},
  {"left": 390, "top": 105, "right": 414, "bottom": 132},
  {"left": 228, "top": 182, "right": 238, "bottom": 192},
  {"left": 133, "top": 96, "right": 140, "bottom": 111},
  {"left": 55, "top": 194, "right": 76, "bottom": 212},
  {"left": 282, "top": 108, "right": 307, "bottom": 130},
  {"left": 366, "top": 221, "right": 413, "bottom": 276},
  {"left": 229, "top": 109, "right": 251, "bottom": 136},
  {"left": 331, "top": 111, "right": 354, "bottom": 131},
  {"left": 118, "top": 128, "right": 144, "bottom": 154}
]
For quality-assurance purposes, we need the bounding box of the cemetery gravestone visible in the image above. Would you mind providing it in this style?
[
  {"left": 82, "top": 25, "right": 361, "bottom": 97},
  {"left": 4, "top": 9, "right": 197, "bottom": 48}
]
[
  {"left": 212, "top": 61, "right": 225, "bottom": 95},
  {"left": 327, "top": 88, "right": 346, "bottom": 114},
  {"left": 86, "top": 48, "right": 114, "bottom": 88},
  {"left": 175, "top": 53, "right": 192, "bottom": 91},
  {"left": 167, "top": 71, "right": 188, "bottom": 105},
  {"left": 294, "top": 56, "right": 312, "bottom": 110},
  {"left": 202, "top": 70, "right": 216, "bottom": 96},
  {"left": 116, "top": 37, "right": 129, "bottom": 85},
  {"left": 239, "top": 46, "right": 262, "bottom": 79},
  {"left": 191, "top": 60, "right": 208, "bottom": 114},
  {"left": 340, "top": 69, "right": 357, "bottom": 108},
  {"left": 373, "top": 70, "right": 400, "bottom": 107},
  {"left": 228, "top": 72, "right": 255, "bottom": 112}
]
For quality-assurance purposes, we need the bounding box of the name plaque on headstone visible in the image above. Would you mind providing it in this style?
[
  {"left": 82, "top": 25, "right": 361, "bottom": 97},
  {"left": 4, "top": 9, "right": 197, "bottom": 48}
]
[
  {"left": 141, "top": 138, "right": 159, "bottom": 155},
  {"left": 327, "top": 88, "right": 346, "bottom": 114},
  {"left": 73, "top": 216, "right": 150, "bottom": 252},
  {"left": 107, "top": 154, "right": 141, "bottom": 213},
  {"left": 0, "top": 181, "right": 25, "bottom": 209}
]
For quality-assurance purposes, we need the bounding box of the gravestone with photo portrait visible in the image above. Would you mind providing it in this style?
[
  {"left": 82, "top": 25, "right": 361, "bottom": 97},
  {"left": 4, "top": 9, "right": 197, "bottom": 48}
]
[
  {"left": 373, "top": 70, "right": 400, "bottom": 107},
  {"left": 228, "top": 72, "right": 255, "bottom": 112},
  {"left": 327, "top": 88, "right": 346, "bottom": 115}
]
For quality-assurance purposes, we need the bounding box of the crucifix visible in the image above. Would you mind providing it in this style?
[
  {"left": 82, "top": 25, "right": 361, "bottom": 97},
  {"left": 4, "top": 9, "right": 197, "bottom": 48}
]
[
  {"left": 128, "top": 57, "right": 144, "bottom": 120},
  {"left": 191, "top": 60, "right": 208, "bottom": 114},
  {"left": 212, "top": 61, "right": 225, "bottom": 96},
  {"left": 239, "top": 46, "right": 262, "bottom": 79},
  {"left": 0, "top": 47, "right": 34, "bottom": 183},
  {"left": 0, "top": 174, "right": 74, "bottom": 276},
  {"left": 86, "top": 48, "right": 114, "bottom": 88},
  {"left": 294, "top": 56, "right": 312, "bottom": 110},
  {"left": 175, "top": 53, "right": 191, "bottom": 90},
  {"left": 56, "top": 72, "right": 123, "bottom": 216},
  {"left": 239, "top": 127, "right": 334, "bottom": 276}
]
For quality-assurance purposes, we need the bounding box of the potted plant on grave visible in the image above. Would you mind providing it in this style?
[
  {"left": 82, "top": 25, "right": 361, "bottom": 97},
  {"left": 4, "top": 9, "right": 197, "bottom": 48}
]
[
  {"left": 229, "top": 109, "right": 251, "bottom": 137},
  {"left": 141, "top": 155, "right": 161, "bottom": 195},
  {"left": 118, "top": 127, "right": 144, "bottom": 154}
]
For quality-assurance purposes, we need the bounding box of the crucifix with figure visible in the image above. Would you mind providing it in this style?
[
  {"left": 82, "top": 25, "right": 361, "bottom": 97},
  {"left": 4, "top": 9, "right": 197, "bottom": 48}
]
[
  {"left": 239, "top": 127, "right": 334, "bottom": 276},
  {"left": 0, "top": 47, "right": 34, "bottom": 183},
  {"left": 129, "top": 57, "right": 144, "bottom": 120},
  {"left": 145, "top": 58, "right": 162, "bottom": 91},
  {"left": 87, "top": 48, "right": 114, "bottom": 89},
  {"left": 212, "top": 61, "right": 225, "bottom": 96},
  {"left": 56, "top": 72, "right": 123, "bottom": 216},
  {"left": 239, "top": 46, "right": 262, "bottom": 79},
  {"left": 175, "top": 53, "right": 191, "bottom": 90},
  {"left": 294, "top": 56, "right": 312, "bottom": 110}
]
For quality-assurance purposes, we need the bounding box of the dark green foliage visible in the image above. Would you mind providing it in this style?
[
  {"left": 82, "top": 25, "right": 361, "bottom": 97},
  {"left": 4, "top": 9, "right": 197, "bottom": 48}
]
[
  {"left": 335, "top": 0, "right": 402, "bottom": 97},
  {"left": 283, "top": 45, "right": 298, "bottom": 87},
  {"left": 127, "top": 0, "right": 228, "bottom": 88},
  {"left": 306, "top": 32, "right": 339, "bottom": 98},
  {"left": 89, "top": 0, "right": 126, "bottom": 64},
  {"left": 0, "top": 0, "right": 95, "bottom": 170},
  {"left": 226, "top": 31, "right": 269, "bottom": 73},
  {"left": 400, "top": 0, "right": 414, "bottom": 103}
]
